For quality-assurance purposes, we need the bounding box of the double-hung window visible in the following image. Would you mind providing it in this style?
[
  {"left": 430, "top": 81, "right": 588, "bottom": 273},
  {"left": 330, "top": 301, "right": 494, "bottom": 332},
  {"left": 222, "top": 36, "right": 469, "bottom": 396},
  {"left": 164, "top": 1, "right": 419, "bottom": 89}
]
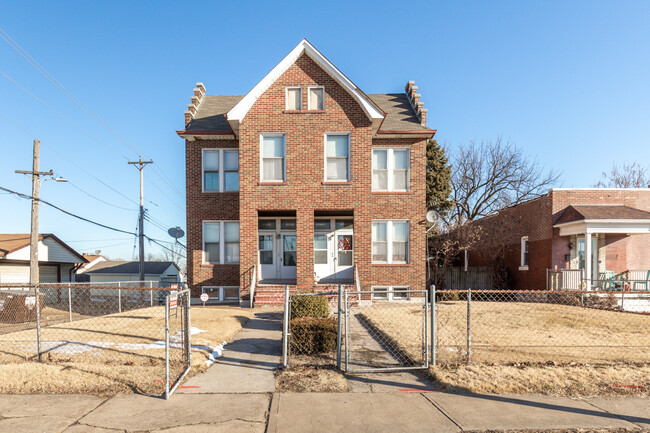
[
  {"left": 202, "top": 149, "right": 239, "bottom": 192},
  {"left": 372, "top": 220, "right": 409, "bottom": 264},
  {"left": 203, "top": 221, "right": 240, "bottom": 264},
  {"left": 261, "top": 134, "right": 286, "bottom": 182},
  {"left": 286, "top": 87, "right": 302, "bottom": 110},
  {"left": 308, "top": 86, "right": 324, "bottom": 110},
  {"left": 325, "top": 133, "right": 350, "bottom": 182},
  {"left": 372, "top": 148, "right": 410, "bottom": 191}
]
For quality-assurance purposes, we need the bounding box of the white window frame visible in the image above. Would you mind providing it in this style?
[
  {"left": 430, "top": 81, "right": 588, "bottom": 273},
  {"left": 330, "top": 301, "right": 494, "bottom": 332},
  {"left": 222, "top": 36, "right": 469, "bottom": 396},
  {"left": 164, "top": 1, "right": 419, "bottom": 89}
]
[
  {"left": 285, "top": 86, "right": 302, "bottom": 110},
  {"left": 308, "top": 86, "right": 325, "bottom": 110},
  {"left": 519, "top": 236, "right": 529, "bottom": 271},
  {"left": 371, "top": 286, "right": 411, "bottom": 301},
  {"left": 202, "top": 286, "right": 240, "bottom": 302},
  {"left": 260, "top": 133, "right": 286, "bottom": 182},
  {"left": 202, "top": 149, "right": 240, "bottom": 193},
  {"left": 324, "top": 132, "right": 351, "bottom": 182},
  {"left": 372, "top": 148, "right": 410, "bottom": 192},
  {"left": 202, "top": 220, "right": 240, "bottom": 265},
  {"left": 372, "top": 220, "right": 409, "bottom": 264}
]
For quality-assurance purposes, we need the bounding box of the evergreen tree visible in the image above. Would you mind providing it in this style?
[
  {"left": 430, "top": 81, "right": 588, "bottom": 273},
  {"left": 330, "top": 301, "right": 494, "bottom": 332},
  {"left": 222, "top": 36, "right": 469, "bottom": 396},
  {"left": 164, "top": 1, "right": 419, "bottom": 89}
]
[{"left": 426, "top": 139, "right": 452, "bottom": 213}]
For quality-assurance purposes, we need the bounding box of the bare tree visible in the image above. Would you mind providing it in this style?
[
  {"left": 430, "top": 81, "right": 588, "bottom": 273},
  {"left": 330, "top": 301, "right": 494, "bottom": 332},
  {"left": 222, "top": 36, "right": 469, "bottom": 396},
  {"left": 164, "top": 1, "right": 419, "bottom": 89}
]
[
  {"left": 448, "top": 138, "right": 560, "bottom": 224},
  {"left": 594, "top": 162, "right": 650, "bottom": 188}
]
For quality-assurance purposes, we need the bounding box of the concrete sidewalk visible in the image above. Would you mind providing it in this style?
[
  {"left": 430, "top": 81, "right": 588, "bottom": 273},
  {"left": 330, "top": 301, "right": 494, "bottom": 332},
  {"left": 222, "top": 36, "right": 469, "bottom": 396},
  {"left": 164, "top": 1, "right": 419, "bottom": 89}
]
[{"left": 1, "top": 392, "right": 648, "bottom": 432}]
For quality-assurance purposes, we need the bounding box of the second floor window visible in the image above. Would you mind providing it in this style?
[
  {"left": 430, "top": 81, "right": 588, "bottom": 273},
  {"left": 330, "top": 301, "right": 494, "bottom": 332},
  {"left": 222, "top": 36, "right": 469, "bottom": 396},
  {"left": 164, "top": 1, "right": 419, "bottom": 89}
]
[
  {"left": 261, "top": 134, "right": 286, "bottom": 182},
  {"left": 202, "top": 149, "right": 239, "bottom": 192},
  {"left": 325, "top": 133, "right": 350, "bottom": 182},
  {"left": 286, "top": 87, "right": 302, "bottom": 110},
  {"left": 372, "top": 148, "right": 410, "bottom": 191},
  {"left": 372, "top": 220, "right": 409, "bottom": 264},
  {"left": 203, "top": 221, "right": 240, "bottom": 264}
]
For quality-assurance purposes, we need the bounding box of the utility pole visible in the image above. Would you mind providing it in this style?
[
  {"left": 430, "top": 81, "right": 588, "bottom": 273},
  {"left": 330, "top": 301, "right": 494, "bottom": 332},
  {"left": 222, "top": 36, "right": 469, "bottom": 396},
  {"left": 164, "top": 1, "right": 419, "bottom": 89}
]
[
  {"left": 15, "top": 139, "right": 53, "bottom": 361},
  {"left": 128, "top": 157, "right": 153, "bottom": 282}
]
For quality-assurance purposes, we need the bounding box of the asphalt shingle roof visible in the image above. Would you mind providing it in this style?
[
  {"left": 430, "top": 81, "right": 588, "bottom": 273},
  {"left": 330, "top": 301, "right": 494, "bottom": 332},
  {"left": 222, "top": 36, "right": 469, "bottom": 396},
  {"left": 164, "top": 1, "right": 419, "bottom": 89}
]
[
  {"left": 185, "top": 93, "right": 432, "bottom": 133},
  {"left": 85, "top": 261, "right": 177, "bottom": 275},
  {"left": 555, "top": 205, "right": 650, "bottom": 225}
]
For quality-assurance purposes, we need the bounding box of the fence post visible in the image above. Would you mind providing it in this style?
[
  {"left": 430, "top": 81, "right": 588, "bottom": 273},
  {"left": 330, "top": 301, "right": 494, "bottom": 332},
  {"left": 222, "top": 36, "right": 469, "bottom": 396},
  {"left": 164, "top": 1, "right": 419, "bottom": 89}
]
[
  {"left": 282, "top": 285, "right": 289, "bottom": 368},
  {"left": 68, "top": 285, "right": 72, "bottom": 322},
  {"left": 344, "top": 290, "right": 350, "bottom": 372},
  {"left": 431, "top": 284, "right": 436, "bottom": 366},
  {"left": 337, "top": 284, "right": 342, "bottom": 370},
  {"left": 35, "top": 284, "right": 42, "bottom": 362},
  {"left": 621, "top": 290, "right": 625, "bottom": 311},
  {"left": 467, "top": 287, "right": 471, "bottom": 364},
  {"left": 118, "top": 282, "right": 122, "bottom": 313},
  {"left": 164, "top": 293, "right": 170, "bottom": 400},
  {"left": 424, "top": 288, "right": 429, "bottom": 368},
  {"left": 150, "top": 288, "right": 154, "bottom": 307}
]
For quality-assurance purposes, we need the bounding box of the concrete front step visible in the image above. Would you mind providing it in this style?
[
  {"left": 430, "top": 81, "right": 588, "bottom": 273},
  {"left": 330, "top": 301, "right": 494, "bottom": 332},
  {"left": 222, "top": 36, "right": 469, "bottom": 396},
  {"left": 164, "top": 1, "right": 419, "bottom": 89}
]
[{"left": 253, "top": 284, "right": 356, "bottom": 307}]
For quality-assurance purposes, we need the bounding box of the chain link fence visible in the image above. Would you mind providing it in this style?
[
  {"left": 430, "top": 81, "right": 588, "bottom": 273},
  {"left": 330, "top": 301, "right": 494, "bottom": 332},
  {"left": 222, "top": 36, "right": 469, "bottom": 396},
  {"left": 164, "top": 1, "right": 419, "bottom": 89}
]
[
  {"left": 433, "top": 289, "right": 650, "bottom": 366},
  {"left": 0, "top": 282, "right": 190, "bottom": 398},
  {"left": 344, "top": 289, "right": 429, "bottom": 372},
  {"left": 282, "top": 287, "right": 342, "bottom": 370}
]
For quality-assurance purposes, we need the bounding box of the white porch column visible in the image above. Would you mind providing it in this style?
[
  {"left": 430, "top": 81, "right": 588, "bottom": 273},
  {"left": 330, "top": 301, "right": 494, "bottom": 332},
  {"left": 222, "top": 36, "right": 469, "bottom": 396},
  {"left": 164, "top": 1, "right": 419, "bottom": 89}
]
[{"left": 584, "top": 232, "right": 592, "bottom": 290}]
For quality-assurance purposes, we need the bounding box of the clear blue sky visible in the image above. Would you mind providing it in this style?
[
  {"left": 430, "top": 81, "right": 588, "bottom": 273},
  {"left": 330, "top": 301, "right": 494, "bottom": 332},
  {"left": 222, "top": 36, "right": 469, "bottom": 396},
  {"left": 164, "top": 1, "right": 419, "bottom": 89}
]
[{"left": 1, "top": 0, "right": 649, "bottom": 262}]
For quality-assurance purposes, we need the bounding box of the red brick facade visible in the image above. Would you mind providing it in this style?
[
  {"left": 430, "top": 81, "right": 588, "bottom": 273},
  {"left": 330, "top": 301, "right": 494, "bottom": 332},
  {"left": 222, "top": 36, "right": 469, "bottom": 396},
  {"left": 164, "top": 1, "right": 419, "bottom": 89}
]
[
  {"left": 465, "top": 189, "right": 650, "bottom": 290},
  {"left": 183, "top": 51, "right": 430, "bottom": 302}
]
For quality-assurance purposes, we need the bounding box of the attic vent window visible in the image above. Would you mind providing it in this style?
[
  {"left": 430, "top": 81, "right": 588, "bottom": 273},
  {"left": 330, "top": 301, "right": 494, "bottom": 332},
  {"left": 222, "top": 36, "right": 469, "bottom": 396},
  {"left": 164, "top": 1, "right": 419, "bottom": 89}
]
[
  {"left": 286, "top": 87, "right": 302, "bottom": 110},
  {"left": 309, "top": 86, "right": 324, "bottom": 110}
]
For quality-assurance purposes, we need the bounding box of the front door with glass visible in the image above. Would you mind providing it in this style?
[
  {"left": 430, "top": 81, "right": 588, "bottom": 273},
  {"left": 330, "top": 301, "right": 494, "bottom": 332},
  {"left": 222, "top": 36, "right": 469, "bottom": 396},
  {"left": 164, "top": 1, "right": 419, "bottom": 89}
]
[
  {"left": 258, "top": 218, "right": 297, "bottom": 282},
  {"left": 314, "top": 218, "right": 354, "bottom": 283}
]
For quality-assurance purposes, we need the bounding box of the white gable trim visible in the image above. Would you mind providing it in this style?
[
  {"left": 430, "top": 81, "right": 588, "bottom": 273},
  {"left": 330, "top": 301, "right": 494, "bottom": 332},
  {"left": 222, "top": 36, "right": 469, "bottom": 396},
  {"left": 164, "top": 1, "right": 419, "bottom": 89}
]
[{"left": 226, "top": 39, "right": 384, "bottom": 134}]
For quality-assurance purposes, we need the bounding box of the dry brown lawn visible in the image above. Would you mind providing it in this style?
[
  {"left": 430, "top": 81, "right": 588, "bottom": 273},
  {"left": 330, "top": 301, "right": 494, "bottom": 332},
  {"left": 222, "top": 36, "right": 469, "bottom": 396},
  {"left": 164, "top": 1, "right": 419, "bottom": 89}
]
[
  {"left": 361, "top": 300, "right": 650, "bottom": 396},
  {"left": 0, "top": 305, "right": 254, "bottom": 395},
  {"left": 275, "top": 356, "right": 349, "bottom": 393}
]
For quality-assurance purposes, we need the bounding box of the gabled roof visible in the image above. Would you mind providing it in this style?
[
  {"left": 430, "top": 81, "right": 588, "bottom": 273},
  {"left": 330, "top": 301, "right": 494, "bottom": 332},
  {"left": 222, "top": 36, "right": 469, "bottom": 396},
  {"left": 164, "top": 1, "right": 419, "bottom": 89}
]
[
  {"left": 185, "top": 95, "right": 243, "bottom": 133},
  {"left": 85, "top": 261, "right": 179, "bottom": 275},
  {"left": 368, "top": 93, "right": 431, "bottom": 132},
  {"left": 0, "top": 233, "right": 87, "bottom": 262},
  {"left": 226, "top": 39, "right": 385, "bottom": 134},
  {"left": 555, "top": 205, "right": 650, "bottom": 225}
]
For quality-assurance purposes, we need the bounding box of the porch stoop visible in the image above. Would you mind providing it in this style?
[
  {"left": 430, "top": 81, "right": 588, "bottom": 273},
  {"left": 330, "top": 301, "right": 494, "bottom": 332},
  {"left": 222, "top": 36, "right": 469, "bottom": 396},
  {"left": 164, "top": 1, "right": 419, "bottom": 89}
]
[{"left": 253, "top": 284, "right": 355, "bottom": 308}]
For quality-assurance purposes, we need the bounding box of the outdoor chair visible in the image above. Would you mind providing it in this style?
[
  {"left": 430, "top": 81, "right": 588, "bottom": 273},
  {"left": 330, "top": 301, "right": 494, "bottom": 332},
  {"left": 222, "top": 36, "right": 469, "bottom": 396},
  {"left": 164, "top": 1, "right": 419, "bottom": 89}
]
[
  {"left": 598, "top": 271, "right": 616, "bottom": 290},
  {"left": 632, "top": 270, "right": 650, "bottom": 291}
]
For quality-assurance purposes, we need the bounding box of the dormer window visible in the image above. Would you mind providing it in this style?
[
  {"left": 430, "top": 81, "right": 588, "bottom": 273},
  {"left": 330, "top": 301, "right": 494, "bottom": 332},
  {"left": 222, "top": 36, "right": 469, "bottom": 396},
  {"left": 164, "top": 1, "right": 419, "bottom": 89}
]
[
  {"left": 286, "top": 87, "right": 302, "bottom": 110},
  {"left": 308, "top": 86, "right": 324, "bottom": 110}
]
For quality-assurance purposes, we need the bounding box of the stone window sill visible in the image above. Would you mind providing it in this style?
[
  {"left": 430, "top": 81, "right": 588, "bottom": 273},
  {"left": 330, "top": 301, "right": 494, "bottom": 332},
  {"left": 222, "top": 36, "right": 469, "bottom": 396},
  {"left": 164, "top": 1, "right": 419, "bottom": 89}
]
[
  {"left": 322, "top": 181, "right": 352, "bottom": 185},
  {"left": 518, "top": 266, "right": 529, "bottom": 271},
  {"left": 258, "top": 182, "right": 288, "bottom": 186},
  {"left": 283, "top": 110, "right": 326, "bottom": 114}
]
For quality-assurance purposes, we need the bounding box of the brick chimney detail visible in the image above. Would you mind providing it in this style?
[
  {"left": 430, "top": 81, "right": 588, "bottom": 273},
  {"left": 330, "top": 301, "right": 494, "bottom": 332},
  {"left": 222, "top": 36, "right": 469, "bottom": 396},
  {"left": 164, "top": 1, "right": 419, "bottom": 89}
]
[
  {"left": 405, "top": 81, "right": 427, "bottom": 127},
  {"left": 184, "top": 83, "right": 207, "bottom": 127}
]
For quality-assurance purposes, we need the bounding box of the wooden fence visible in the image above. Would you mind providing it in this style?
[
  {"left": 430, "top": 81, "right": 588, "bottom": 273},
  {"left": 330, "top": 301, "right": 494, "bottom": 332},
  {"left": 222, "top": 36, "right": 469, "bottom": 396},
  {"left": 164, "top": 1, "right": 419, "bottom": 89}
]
[{"left": 445, "top": 266, "right": 493, "bottom": 290}]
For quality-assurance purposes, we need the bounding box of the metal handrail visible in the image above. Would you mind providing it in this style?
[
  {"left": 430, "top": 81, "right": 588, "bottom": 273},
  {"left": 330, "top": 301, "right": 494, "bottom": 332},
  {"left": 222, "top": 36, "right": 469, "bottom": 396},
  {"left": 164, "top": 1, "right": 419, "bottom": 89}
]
[{"left": 250, "top": 265, "right": 257, "bottom": 308}]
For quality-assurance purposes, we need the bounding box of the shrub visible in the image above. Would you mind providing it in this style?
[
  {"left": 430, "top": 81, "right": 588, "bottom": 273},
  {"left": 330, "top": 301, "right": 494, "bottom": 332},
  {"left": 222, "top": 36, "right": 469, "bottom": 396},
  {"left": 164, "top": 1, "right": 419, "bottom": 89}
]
[
  {"left": 291, "top": 295, "right": 330, "bottom": 319},
  {"left": 290, "top": 317, "right": 338, "bottom": 355}
]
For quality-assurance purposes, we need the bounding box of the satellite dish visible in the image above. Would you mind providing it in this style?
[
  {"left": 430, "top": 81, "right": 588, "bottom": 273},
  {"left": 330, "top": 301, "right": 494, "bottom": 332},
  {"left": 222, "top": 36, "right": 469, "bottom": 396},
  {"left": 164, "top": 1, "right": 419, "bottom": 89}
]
[
  {"left": 426, "top": 210, "right": 439, "bottom": 223},
  {"left": 168, "top": 226, "right": 185, "bottom": 239}
]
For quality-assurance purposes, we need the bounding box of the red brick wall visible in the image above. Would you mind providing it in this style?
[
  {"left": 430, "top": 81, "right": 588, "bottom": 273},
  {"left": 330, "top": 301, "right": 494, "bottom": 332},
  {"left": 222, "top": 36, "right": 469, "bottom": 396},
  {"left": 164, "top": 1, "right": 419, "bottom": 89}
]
[
  {"left": 186, "top": 139, "right": 240, "bottom": 296},
  {"left": 185, "top": 53, "right": 427, "bottom": 297}
]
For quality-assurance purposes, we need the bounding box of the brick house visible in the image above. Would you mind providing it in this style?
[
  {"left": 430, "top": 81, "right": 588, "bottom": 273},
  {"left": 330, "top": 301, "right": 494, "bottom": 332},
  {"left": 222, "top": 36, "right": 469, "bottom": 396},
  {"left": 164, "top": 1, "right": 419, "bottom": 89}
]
[
  {"left": 178, "top": 40, "right": 435, "bottom": 306},
  {"left": 458, "top": 188, "right": 650, "bottom": 291}
]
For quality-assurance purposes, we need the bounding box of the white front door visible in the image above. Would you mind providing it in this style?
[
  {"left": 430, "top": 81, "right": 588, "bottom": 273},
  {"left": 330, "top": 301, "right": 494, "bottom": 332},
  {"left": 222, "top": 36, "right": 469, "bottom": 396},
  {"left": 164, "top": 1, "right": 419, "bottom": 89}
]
[
  {"left": 258, "top": 232, "right": 275, "bottom": 280},
  {"left": 314, "top": 218, "right": 353, "bottom": 283},
  {"left": 280, "top": 233, "right": 297, "bottom": 279}
]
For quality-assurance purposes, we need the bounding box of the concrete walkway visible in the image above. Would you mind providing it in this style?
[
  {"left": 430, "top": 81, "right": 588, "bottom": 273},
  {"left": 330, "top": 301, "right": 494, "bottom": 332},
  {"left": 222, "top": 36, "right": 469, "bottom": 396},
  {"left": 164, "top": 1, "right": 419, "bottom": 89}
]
[
  {"left": 1, "top": 392, "right": 648, "bottom": 432},
  {"left": 179, "top": 311, "right": 282, "bottom": 394}
]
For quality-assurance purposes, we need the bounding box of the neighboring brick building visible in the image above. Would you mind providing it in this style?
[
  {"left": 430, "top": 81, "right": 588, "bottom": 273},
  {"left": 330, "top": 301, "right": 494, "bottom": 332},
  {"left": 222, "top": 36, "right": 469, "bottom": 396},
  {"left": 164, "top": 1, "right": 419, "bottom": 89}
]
[
  {"left": 178, "top": 40, "right": 435, "bottom": 306},
  {"left": 460, "top": 188, "right": 650, "bottom": 290}
]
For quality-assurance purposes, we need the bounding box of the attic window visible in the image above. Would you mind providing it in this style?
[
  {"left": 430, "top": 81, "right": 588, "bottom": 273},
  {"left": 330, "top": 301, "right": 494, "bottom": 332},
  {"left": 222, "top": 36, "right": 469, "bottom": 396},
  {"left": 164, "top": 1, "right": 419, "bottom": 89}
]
[
  {"left": 286, "top": 87, "right": 302, "bottom": 110},
  {"left": 309, "top": 86, "right": 324, "bottom": 110}
]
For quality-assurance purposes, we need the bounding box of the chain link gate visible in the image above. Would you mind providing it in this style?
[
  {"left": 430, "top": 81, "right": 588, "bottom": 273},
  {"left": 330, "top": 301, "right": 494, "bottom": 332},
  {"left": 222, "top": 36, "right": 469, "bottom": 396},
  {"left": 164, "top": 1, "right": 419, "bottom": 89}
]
[
  {"left": 165, "top": 288, "right": 191, "bottom": 399},
  {"left": 344, "top": 290, "right": 430, "bottom": 372}
]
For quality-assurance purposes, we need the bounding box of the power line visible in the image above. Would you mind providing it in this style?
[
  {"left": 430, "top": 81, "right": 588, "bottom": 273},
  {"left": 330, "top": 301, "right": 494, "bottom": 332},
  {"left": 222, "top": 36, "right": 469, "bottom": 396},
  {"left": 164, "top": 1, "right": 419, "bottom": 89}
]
[
  {"left": 0, "top": 185, "right": 186, "bottom": 257},
  {"left": 63, "top": 177, "right": 138, "bottom": 212},
  {"left": 0, "top": 26, "right": 186, "bottom": 204}
]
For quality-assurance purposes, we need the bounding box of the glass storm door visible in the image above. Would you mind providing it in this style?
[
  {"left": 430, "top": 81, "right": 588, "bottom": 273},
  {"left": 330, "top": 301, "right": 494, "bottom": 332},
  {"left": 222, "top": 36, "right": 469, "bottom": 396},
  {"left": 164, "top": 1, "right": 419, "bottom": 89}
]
[
  {"left": 259, "top": 234, "right": 275, "bottom": 280},
  {"left": 280, "top": 234, "right": 297, "bottom": 279},
  {"left": 314, "top": 233, "right": 330, "bottom": 282},
  {"left": 334, "top": 233, "right": 354, "bottom": 280}
]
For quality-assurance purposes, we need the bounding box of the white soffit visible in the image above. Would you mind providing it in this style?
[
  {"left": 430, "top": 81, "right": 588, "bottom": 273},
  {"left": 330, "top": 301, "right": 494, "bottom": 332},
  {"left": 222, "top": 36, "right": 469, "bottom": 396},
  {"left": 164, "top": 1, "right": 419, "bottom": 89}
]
[
  {"left": 554, "top": 219, "right": 650, "bottom": 236},
  {"left": 226, "top": 39, "right": 384, "bottom": 131}
]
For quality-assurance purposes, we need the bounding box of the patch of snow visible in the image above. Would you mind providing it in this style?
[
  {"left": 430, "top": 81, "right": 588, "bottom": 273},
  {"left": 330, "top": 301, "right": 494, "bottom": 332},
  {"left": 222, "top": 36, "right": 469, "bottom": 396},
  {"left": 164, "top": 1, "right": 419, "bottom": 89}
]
[{"left": 204, "top": 341, "right": 227, "bottom": 366}]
